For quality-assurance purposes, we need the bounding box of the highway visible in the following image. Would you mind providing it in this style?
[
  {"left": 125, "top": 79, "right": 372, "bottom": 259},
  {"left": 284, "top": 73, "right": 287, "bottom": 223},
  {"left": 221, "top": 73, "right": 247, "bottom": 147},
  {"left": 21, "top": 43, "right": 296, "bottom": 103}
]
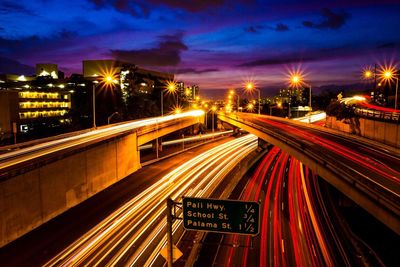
[
  {"left": 197, "top": 148, "right": 386, "bottom": 266},
  {"left": 0, "top": 110, "right": 204, "bottom": 174},
  {"left": 192, "top": 116, "right": 387, "bottom": 266},
  {"left": 37, "top": 134, "right": 257, "bottom": 266},
  {"left": 219, "top": 112, "right": 400, "bottom": 233}
]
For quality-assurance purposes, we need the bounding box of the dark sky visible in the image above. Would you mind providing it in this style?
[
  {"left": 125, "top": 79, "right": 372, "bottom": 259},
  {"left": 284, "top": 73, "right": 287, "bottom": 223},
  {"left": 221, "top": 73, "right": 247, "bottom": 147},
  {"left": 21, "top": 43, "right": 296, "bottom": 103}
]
[{"left": 0, "top": 0, "right": 399, "bottom": 90}]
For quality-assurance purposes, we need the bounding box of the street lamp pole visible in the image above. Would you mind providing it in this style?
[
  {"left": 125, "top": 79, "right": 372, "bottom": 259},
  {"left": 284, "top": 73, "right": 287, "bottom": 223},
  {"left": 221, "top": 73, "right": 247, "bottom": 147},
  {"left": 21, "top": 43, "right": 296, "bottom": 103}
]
[
  {"left": 91, "top": 75, "right": 118, "bottom": 128},
  {"left": 245, "top": 82, "right": 261, "bottom": 114},
  {"left": 161, "top": 90, "right": 164, "bottom": 116},
  {"left": 211, "top": 106, "right": 217, "bottom": 134},
  {"left": 395, "top": 77, "right": 399, "bottom": 110},
  {"left": 92, "top": 82, "right": 98, "bottom": 128},
  {"left": 212, "top": 111, "right": 215, "bottom": 133}
]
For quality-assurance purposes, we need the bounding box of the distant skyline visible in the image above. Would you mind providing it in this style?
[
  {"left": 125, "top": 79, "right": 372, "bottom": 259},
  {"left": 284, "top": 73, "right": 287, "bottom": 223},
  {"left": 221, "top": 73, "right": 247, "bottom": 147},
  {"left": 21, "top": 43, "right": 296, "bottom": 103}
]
[{"left": 0, "top": 0, "right": 399, "bottom": 92}]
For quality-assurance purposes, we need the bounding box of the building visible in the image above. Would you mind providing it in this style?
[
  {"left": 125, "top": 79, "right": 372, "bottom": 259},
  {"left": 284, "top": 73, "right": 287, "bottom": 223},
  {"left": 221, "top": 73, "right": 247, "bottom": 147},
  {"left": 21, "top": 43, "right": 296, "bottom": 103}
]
[
  {"left": 180, "top": 84, "right": 199, "bottom": 101},
  {"left": 36, "top": 63, "right": 59, "bottom": 79},
  {"left": 83, "top": 59, "right": 173, "bottom": 98},
  {"left": 0, "top": 79, "right": 72, "bottom": 141},
  {"left": 0, "top": 60, "right": 177, "bottom": 142}
]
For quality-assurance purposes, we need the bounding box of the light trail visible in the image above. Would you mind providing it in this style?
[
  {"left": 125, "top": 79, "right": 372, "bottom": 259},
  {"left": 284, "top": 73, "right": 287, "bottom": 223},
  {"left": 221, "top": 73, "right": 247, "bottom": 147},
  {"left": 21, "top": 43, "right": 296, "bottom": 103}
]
[
  {"left": 0, "top": 110, "right": 204, "bottom": 170},
  {"left": 43, "top": 134, "right": 257, "bottom": 266}
]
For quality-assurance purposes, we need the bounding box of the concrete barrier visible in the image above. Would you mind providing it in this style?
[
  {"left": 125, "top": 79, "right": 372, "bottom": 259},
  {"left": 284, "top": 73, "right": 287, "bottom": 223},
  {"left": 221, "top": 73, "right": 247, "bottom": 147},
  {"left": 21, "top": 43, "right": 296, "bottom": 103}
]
[
  {"left": 326, "top": 116, "right": 400, "bottom": 148},
  {"left": 0, "top": 133, "right": 140, "bottom": 247}
]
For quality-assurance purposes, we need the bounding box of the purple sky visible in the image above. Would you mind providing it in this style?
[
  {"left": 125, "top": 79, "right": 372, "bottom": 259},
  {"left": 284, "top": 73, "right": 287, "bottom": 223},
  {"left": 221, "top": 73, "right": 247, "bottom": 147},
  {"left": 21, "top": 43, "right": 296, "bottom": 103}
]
[{"left": 0, "top": 0, "right": 399, "bottom": 92}]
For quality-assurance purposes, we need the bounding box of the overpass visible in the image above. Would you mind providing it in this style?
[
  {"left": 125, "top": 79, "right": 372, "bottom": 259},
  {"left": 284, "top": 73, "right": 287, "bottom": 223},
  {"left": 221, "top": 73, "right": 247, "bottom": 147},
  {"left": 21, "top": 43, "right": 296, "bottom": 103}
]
[
  {"left": 219, "top": 112, "right": 400, "bottom": 235},
  {"left": 0, "top": 110, "right": 204, "bottom": 247}
]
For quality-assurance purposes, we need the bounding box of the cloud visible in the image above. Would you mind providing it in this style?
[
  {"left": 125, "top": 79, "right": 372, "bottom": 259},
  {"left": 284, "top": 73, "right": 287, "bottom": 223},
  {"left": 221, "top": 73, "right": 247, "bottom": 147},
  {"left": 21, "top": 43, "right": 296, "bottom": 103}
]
[
  {"left": 275, "top": 23, "right": 289, "bottom": 32},
  {"left": 90, "top": 0, "right": 225, "bottom": 15},
  {"left": 0, "top": 1, "right": 34, "bottom": 15},
  {"left": 147, "top": 0, "right": 225, "bottom": 12},
  {"left": 174, "top": 68, "right": 219, "bottom": 74},
  {"left": 0, "top": 30, "right": 77, "bottom": 57},
  {"left": 238, "top": 55, "right": 318, "bottom": 67},
  {"left": 110, "top": 33, "right": 188, "bottom": 66},
  {"left": 238, "top": 45, "right": 359, "bottom": 67},
  {"left": 90, "top": 0, "right": 149, "bottom": 17},
  {"left": 0, "top": 57, "right": 35, "bottom": 75},
  {"left": 376, "top": 42, "right": 399, "bottom": 49},
  {"left": 244, "top": 25, "right": 264, "bottom": 33},
  {"left": 302, "top": 8, "right": 350, "bottom": 30}
]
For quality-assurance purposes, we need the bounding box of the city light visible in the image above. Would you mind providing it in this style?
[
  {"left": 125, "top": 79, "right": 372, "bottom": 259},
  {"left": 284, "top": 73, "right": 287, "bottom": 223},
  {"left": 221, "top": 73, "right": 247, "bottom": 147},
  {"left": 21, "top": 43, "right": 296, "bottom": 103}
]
[
  {"left": 289, "top": 72, "right": 304, "bottom": 88},
  {"left": 291, "top": 75, "right": 301, "bottom": 84},
  {"left": 166, "top": 80, "right": 177, "bottom": 93},
  {"left": 378, "top": 64, "right": 398, "bottom": 109},
  {"left": 288, "top": 69, "right": 312, "bottom": 111},
  {"left": 245, "top": 82, "right": 254, "bottom": 91},
  {"left": 379, "top": 65, "right": 397, "bottom": 83},
  {"left": 244, "top": 81, "right": 260, "bottom": 114},
  {"left": 363, "top": 69, "right": 373, "bottom": 79},
  {"left": 247, "top": 103, "right": 254, "bottom": 112}
]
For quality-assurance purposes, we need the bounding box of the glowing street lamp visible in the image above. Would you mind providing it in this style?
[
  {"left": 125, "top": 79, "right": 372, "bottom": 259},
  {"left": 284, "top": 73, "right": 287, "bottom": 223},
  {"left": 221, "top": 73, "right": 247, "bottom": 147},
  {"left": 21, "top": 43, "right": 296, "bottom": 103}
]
[
  {"left": 289, "top": 73, "right": 312, "bottom": 111},
  {"left": 245, "top": 82, "right": 260, "bottom": 114},
  {"left": 93, "top": 75, "right": 118, "bottom": 128},
  {"left": 380, "top": 66, "right": 399, "bottom": 110},
  {"left": 247, "top": 103, "right": 254, "bottom": 112},
  {"left": 229, "top": 89, "right": 240, "bottom": 112},
  {"left": 174, "top": 107, "right": 182, "bottom": 114},
  {"left": 364, "top": 70, "right": 373, "bottom": 79},
  {"left": 161, "top": 81, "right": 177, "bottom": 116}
]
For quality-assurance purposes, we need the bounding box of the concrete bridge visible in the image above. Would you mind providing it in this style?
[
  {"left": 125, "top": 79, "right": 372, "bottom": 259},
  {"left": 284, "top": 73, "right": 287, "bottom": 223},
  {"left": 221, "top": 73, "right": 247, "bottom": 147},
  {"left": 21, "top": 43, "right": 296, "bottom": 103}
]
[
  {"left": 218, "top": 112, "right": 400, "bottom": 235},
  {"left": 0, "top": 111, "right": 204, "bottom": 247}
]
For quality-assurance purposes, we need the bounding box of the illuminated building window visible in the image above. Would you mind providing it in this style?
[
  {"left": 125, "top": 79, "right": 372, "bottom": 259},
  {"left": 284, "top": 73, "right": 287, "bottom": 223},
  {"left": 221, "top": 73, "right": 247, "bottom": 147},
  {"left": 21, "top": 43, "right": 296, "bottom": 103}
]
[
  {"left": 19, "top": 109, "right": 68, "bottom": 119},
  {"left": 19, "top": 91, "right": 60, "bottom": 99},
  {"left": 19, "top": 101, "right": 70, "bottom": 109}
]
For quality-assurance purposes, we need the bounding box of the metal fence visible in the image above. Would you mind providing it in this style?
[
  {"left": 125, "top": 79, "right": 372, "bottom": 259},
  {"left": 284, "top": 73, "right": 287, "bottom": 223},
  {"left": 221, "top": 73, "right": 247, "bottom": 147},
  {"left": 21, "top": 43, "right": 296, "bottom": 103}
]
[{"left": 354, "top": 108, "right": 400, "bottom": 123}]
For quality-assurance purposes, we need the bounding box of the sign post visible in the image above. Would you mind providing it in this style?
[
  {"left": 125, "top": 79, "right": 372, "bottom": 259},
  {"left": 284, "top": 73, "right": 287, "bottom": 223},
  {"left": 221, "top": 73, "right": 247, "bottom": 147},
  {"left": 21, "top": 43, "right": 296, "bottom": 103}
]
[{"left": 182, "top": 197, "right": 260, "bottom": 235}]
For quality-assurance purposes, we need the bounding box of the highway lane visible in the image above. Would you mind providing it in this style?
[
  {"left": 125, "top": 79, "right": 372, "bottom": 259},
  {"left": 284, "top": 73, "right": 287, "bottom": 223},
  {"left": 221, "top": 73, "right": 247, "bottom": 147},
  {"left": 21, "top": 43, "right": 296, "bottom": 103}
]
[
  {"left": 0, "top": 136, "right": 236, "bottom": 266},
  {"left": 190, "top": 115, "right": 393, "bottom": 266},
  {"left": 195, "top": 146, "right": 381, "bottom": 266},
  {"left": 220, "top": 113, "right": 400, "bottom": 232},
  {"left": 0, "top": 110, "right": 204, "bottom": 172},
  {"left": 40, "top": 134, "right": 257, "bottom": 266}
]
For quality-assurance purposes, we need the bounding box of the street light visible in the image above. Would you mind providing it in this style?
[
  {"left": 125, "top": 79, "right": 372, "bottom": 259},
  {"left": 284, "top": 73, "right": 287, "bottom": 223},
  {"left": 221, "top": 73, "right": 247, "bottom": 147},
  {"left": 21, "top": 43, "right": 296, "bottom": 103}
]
[
  {"left": 247, "top": 103, "right": 254, "bottom": 112},
  {"left": 364, "top": 70, "right": 373, "bottom": 79},
  {"left": 161, "top": 81, "right": 177, "bottom": 116},
  {"left": 380, "top": 66, "right": 399, "bottom": 110},
  {"left": 107, "top": 111, "right": 119, "bottom": 125},
  {"left": 245, "top": 82, "right": 260, "bottom": 114},
  {"left": 92, "top": 75, "right": 118, "bottom": 128},
  {"left": 289, "top": 73, "right": 312, "bottom": 111},
  {"left": 174, "top": 107, "right": 182, "bottom": 114},
  {"left": 229, "top": 89, "right": 240, "bottom": 112},
  {"left": 211, "top": 105, "right": 217, "bottom": 133}
]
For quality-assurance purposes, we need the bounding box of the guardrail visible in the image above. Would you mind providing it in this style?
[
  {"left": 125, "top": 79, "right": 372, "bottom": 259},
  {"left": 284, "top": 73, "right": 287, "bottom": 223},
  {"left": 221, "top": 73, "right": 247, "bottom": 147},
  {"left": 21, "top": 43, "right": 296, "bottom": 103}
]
[{"left": 355, "top": 107, "right": 400, "bottom": 123}]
